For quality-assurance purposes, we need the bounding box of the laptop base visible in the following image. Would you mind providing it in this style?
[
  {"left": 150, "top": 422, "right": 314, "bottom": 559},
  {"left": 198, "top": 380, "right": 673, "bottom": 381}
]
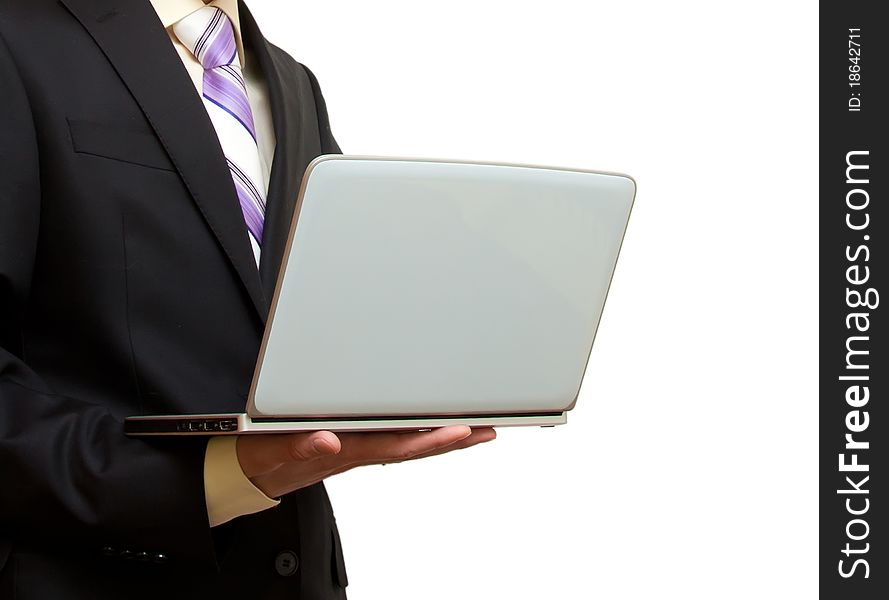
[{"left": 124, "top": 412, "right": 568, "bottom": 436}]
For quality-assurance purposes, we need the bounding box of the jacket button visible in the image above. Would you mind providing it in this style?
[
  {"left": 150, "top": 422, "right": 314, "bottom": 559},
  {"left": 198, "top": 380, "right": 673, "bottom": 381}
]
[{"left": 275, "top": 550, "right": 299, "bottom": 577}]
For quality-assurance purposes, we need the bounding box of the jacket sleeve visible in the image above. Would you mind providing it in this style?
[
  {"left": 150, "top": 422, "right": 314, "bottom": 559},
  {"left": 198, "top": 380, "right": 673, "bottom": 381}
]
[{"left": 0, "top": 28, "right": 217, "bottom": 571}]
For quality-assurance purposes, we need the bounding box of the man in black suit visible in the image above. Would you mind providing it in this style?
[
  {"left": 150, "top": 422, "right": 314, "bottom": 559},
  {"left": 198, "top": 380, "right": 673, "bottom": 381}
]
[{"left": 0, "top": 1, "right": 495, "bottom": 598}]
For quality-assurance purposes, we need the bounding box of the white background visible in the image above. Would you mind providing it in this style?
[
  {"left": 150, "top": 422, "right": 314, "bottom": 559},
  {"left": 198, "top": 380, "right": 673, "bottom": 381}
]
[{"left": 250, "top": 1, "right": 818, "bottom": 597}]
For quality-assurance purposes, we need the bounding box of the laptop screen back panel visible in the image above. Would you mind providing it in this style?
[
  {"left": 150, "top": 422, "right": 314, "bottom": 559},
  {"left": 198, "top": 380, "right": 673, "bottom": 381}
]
[{"left": 249, "top": 157, "right": 634, "bottom": 418}]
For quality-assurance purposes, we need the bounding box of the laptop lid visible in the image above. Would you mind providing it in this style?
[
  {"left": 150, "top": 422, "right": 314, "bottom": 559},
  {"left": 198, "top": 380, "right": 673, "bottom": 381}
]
[{"left": 247, "top": 156, "right": 635, "bottom": 419}]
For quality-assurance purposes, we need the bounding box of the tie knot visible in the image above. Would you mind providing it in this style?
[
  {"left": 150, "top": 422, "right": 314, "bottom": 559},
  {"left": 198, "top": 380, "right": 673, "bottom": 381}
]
[{"left": 173, "top": 6, "right": 238, "bottom": 70}]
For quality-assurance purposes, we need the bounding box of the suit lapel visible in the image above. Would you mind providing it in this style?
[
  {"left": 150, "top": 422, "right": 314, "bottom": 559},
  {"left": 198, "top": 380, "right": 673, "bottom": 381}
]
[
  {"left": 59, "top": 0, "right": 268, "bottom": 322},
  {"left": 241, "top": 1, "right": 350, "bottom": 303},
  {"left": 238, "top": 2, "right": 311, "bottom": 301}
]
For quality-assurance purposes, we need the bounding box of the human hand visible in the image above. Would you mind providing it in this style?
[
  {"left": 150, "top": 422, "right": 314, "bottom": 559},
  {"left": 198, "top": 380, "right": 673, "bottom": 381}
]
[{"left": 236, "top": 426, "right": 496, "bottom": 498}]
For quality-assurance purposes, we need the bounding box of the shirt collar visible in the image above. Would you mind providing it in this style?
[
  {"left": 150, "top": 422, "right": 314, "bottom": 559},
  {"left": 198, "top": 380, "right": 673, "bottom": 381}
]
[{"left": 149, "top": 0, "right": 245, "bottom": 68}]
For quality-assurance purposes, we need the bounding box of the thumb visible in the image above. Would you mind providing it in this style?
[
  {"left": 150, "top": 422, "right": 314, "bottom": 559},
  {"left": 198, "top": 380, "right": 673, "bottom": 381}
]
[{"left": 237, "top": 431, "right": 342, "bottom": 478}]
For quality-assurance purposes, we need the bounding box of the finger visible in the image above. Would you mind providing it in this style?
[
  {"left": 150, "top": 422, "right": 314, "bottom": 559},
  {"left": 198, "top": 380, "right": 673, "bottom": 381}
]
[
  {"left": 254, "top": 428, "right": 497, "bottom": 496},
  {"left": 250, "top": 426, "right": 474, "bottom": 491},
  {"left": 237, "top": 431, "right": 342, "bottom": 477},
  {"left": 398, "top": 427, "right": 497, "bottom": 463},
  {"left": 332, "top": 427, "right": 497, "bottom": 471},
  {"left": 352, "top": 425, "right": 472, "bottom": 462},
  {"left": 338, "top": 425, "right": 473, "bottom": 464}
]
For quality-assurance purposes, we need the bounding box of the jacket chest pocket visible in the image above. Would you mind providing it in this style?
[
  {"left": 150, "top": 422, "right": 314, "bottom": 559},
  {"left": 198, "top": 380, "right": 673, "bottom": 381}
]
[{"left": 67, "top": 117, "right": 177, "bottom": 172}]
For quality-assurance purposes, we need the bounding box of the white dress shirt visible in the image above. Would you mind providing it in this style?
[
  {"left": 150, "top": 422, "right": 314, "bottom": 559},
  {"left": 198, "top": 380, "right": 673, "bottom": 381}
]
[{"left": 149, "top": 0, "right": 280, "bottom": 527}]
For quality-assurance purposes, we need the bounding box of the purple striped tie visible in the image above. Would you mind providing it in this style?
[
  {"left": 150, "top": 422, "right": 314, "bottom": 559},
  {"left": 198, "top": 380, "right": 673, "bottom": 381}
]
[{"left": 173, "top": 7, "right": 266, "bottom": 263}]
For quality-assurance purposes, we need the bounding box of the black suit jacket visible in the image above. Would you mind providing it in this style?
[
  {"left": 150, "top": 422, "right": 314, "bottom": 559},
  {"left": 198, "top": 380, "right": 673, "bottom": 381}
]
[{"left": 0, "top": 0, "right": 347, "bottom": 598}]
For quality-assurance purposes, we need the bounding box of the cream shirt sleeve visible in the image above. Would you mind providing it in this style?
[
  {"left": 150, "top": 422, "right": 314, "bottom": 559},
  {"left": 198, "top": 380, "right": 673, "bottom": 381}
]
[
  {"left": 148, "top": 0, "right": 280, "bottom": 527},
  {"left": 204, "top": 437, "right": 280, "bottom": 527}
]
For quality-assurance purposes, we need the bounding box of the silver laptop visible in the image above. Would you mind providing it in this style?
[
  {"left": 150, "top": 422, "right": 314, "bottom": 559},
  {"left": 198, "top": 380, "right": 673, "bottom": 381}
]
[{"left": 125, "top": 155, "right": 635, "bottom": 436}]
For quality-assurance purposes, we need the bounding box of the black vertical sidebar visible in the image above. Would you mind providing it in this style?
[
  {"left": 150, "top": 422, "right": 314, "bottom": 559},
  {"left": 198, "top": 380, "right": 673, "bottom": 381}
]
[{"left": 820, "top": 2, "right": 887, "bottom": 598}]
